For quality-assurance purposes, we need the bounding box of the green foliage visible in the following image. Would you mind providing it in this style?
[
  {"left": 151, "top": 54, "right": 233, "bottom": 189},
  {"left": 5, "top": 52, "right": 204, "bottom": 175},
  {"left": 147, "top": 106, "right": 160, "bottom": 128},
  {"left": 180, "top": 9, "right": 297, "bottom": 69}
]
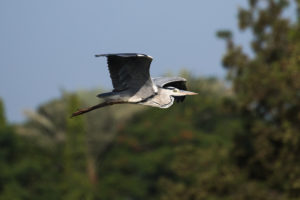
[
  {"left": 62, "top": 94, "right": 93, "bottom": 200},
  {"left": 219, "top": 0, "right": 300, "bottom": 198},
  {"left": 216, "top": 30, "right": 232, "bottom": 40},
  {"left": 0, "top": 98, "right": 6, "bottom": 129},
  {"left": 0, "top": 115, "right": 62, "bottom": 200}
]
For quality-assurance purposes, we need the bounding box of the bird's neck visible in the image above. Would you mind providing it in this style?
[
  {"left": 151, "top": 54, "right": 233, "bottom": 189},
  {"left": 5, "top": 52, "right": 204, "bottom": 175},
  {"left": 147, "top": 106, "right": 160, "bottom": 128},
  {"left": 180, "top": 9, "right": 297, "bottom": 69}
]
[{"left": 157, "top": 88, "right": 174, "bottom": 108}]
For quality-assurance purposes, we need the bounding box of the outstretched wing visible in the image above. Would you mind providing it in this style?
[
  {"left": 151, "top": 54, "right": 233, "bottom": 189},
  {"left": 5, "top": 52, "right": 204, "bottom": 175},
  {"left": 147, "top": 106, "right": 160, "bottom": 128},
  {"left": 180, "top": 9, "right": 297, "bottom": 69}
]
[
  {"left": 152, "top": 77, "right": 187, "bottom": 102},
  {"left": 95, "top": 53, "right": 157, "bottom": 99}
]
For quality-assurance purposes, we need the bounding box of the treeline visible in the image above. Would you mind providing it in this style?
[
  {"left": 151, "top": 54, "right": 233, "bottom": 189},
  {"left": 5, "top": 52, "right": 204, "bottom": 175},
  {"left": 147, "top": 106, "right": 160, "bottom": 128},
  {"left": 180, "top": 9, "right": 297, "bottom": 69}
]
[
  {"left": 1, "top": 77, "right": 236, "bottom": 200},
  {"left": 1, "top": 0, "right": 300, "bottom": 199}
]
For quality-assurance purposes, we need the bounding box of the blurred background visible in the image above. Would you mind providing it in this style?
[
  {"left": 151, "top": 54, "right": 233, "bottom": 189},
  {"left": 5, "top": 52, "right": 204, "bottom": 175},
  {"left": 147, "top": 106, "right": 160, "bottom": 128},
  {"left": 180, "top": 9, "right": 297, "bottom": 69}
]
[{"left": 0, "top": 0, "right": 300, "bottom": 199}]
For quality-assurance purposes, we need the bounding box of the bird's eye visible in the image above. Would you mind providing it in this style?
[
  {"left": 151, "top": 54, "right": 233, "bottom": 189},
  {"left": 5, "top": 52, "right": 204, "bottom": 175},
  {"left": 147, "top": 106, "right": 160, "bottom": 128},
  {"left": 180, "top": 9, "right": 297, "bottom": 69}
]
[{"left": 173, "top": 89, "right": 179, "bottom": 93}]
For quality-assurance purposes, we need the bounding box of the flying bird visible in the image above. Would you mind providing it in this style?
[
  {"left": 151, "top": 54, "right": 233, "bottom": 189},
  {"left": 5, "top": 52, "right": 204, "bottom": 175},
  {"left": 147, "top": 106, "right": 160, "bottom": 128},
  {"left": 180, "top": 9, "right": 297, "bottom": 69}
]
[{"left": 71, "top": 53, "right": 197, "bottom": 117}]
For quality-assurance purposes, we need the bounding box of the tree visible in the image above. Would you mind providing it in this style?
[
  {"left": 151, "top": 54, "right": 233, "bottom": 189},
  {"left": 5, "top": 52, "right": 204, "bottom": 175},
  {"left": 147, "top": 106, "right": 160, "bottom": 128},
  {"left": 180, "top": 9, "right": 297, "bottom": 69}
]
[
  {"left": 218, "top": 0, "right": 300, "bottom": 198},
  {"left": 62, "top": 94, "right": 93, "bottom": 200},
  {"left": 0, "top": 98, "right": 6, "bottom": 129},
  {"left": 0, "top": 98, "right": 62, "bottom": 200}
]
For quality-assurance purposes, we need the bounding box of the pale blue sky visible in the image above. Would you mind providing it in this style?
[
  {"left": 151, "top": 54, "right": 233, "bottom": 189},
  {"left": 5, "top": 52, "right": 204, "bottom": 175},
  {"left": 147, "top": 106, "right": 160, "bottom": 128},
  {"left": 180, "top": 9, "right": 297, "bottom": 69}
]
[{"left": 0, "top": 0, "right": 268, "bottom": 122}]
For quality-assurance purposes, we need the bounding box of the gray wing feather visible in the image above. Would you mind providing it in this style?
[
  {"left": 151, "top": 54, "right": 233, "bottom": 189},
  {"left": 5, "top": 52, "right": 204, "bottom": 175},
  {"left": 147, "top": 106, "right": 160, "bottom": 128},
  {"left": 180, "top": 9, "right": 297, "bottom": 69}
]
[
  {"left": 96, "top": 53, "right": 156, "bottom": 99},
  {"left": 152, "top": 77, "right": 186, "bottom": 88}
]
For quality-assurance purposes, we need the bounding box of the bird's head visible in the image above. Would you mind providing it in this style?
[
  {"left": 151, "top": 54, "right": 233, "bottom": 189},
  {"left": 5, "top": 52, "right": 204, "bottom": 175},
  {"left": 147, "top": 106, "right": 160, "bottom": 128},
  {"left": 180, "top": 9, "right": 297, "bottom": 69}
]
[{"left": 166, "top": 87, "right": 198, "bottom": 97}]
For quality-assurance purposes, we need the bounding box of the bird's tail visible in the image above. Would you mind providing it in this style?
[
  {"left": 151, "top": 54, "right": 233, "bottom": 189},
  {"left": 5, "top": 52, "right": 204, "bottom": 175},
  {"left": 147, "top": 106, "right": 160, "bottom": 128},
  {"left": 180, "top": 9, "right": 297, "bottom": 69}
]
[{"left": 97, "top": 92, "right": 115, "bottom": 98}]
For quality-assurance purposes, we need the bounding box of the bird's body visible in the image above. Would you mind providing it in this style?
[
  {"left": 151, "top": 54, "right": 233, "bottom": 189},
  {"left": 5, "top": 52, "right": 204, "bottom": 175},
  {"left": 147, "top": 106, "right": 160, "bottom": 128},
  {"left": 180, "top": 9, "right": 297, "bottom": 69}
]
[
  {"left": 98, "top": 86, "right": 175, "bottom": 108},
  {"left": 71, "top": 53, "right": 197, "bottom": 117}
]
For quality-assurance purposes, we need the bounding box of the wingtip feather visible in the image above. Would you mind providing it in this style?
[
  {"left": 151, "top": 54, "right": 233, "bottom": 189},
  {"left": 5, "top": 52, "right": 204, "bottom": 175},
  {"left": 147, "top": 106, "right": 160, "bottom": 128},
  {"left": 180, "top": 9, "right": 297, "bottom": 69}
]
[
  {"left": 94, "top": 53, "right": 152, "bottom": 59},
  {"left": 95, "top": 54, "right": 105, "bottom": 57}
]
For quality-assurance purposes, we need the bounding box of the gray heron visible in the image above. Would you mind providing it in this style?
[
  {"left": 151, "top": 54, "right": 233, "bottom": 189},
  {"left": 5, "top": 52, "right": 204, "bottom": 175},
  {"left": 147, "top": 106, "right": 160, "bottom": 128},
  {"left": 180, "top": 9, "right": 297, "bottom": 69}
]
[{"left": 71, "top": 53, "right": 197, "bottom": 117}]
